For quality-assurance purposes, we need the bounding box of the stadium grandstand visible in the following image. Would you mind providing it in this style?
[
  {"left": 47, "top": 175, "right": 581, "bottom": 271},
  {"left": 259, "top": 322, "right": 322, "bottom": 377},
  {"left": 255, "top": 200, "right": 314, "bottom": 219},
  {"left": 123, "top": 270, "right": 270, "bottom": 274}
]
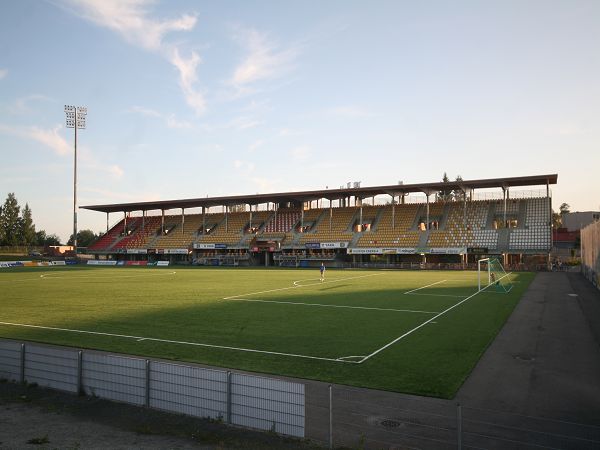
[{"left": 83, "top": 174, "right": 557, "bottom": 270}]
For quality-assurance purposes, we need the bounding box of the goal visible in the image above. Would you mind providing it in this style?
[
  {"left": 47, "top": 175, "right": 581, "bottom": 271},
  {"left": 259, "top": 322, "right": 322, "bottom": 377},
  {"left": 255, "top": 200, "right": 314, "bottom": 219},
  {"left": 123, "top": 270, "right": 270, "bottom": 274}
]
[{"left": 477, "top": 257, "right": 513, "bottom": 293}]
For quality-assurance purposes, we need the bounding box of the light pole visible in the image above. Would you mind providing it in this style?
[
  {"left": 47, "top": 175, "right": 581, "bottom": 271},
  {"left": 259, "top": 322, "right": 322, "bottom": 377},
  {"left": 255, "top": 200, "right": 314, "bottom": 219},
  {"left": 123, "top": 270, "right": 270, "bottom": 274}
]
[{"left": 64, "top": 105, "right": 87, "bottom": 254}]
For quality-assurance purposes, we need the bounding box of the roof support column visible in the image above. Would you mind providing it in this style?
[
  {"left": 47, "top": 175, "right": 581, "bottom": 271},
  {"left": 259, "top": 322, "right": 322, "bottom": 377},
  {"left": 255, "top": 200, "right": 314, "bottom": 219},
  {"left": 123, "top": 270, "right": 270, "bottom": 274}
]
[
  {"left": 249, "top": 206, "right": 253, "bottom": 232},
  {"left": 392, "top": 195, "right": 395, "bottom": 230},
  {"left": 426, "top": 194, "right": 430, "bottom": 230},
  {"left": 463, "top": 191, "right": 467, "bottom": 227},
  {"left": 329, "top": 199, "right": 333, "bottom": 233},
  {"left": 359, "top": 201, "right": 363, "bottom": 230},
  {"left": 124, "top": 212, "right": 127, "bottom": 235},
  {"left": 301, "top": 208, "right": 304, "bottom": 231},
  {"left": 503, "top": 187, "right": 508, "bottom": 226},
  {"left": 142, "top": 210, "right": 145, "bottom": 231},
  {"left": 106, "top": 212, "right": 109, "bottom": 234},
  {"left": 161, "top": 210, "right": 165, "bottom": 235},
  {"left": 225, "top": 205, "right": 228, "bottom": 233},
  {"left": 181, "top": 208, "right": 185, "bottom": 235},
  {"left": 202, "top": 207, "right": 206, "bottom": 235}
]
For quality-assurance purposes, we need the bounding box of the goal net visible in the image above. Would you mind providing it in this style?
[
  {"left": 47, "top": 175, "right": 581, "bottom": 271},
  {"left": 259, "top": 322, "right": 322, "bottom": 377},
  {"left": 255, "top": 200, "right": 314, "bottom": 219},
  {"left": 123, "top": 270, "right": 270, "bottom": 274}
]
[{"left": 477, "top": 257, "right": 513, "bottom": 293}]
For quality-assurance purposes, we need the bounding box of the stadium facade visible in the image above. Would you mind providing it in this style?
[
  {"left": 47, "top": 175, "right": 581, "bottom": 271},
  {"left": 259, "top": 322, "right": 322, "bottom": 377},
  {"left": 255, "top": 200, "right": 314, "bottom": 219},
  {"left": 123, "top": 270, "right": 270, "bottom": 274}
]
[{"left": 83, "top": 174, "right": 557, "bottom": 270}]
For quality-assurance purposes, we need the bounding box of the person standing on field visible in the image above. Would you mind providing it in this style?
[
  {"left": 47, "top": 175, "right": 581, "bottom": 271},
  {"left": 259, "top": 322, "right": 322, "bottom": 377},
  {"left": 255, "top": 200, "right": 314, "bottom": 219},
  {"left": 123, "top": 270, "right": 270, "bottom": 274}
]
[{"left": 320, "top": 262, "right": 326, "bottom": 282}]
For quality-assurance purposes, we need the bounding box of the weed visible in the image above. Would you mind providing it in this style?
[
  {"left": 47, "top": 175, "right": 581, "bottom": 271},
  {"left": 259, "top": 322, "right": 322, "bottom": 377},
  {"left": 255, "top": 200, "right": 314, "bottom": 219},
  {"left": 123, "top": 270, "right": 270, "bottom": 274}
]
[{"left": 26, "top": 434, "right": 50, "bottom": 445}]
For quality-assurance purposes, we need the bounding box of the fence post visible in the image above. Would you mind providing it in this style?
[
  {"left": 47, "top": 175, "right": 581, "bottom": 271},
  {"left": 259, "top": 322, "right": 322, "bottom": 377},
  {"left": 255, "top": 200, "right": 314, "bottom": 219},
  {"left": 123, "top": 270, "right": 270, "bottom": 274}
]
[
  {"left": 145, "top": 360, "right": 150, "bottom": 407},
  {"left": 20, "top": 343, "right": 25, "bottom": 384},
  {"left": 77, "top": 350, "right": 83, "bottom": 395},
  {"left": 457, "top": 403, "right": 462, "bottom": 450},
  {"left": 329, "top": 384, "right": 333, "bottom": 449},
  {"left": 226, "top": 371, "right": 232, "bottom": 424}
]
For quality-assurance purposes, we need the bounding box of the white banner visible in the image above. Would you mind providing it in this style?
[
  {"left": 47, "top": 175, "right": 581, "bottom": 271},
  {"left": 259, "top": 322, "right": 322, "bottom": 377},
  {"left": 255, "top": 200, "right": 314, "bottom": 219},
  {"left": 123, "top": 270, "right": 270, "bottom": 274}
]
[
  {"left": 162, "top": 249, "right": 188, "bottom": 254},
  {"left": 427, "top": 247, "right": 467, "bottom": 254},
  {"left": 194, "top": 243, "right": 215, "bottom": 249},
  {"left": 157, "top": 261, "right": 170, "bottom": 266},
  {"left": 347, "top": 247, "right": 418, "bottom": 255},
  {"left": 126, "top": 249, "right": 148, "bottom": 254},
  {"left": 320, "top": 242, "right": 349, "bottom": 249},
  {"left": 87, "top": 260, "right": 117, "bottom": 266}
]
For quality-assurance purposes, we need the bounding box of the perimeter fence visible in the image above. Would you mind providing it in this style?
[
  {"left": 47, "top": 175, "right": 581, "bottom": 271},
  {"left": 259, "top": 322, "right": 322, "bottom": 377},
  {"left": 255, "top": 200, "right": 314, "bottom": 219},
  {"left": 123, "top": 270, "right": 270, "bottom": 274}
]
[
  {"left": 581, "top": 220, "right": 600, "bottom": 290},
  {"left": 0, "top": 340, "right": 304, "bottom": 438},
  {"left": 306, "top": 384, "right": 600, "bottom": 449}
]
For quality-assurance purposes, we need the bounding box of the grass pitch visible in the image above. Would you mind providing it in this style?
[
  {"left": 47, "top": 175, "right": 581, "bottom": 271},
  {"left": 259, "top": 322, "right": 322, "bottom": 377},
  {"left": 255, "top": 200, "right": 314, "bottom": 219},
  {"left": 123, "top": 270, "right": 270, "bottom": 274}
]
[{"left": 0, "top": 266, "right": 533, "bottom": 398}]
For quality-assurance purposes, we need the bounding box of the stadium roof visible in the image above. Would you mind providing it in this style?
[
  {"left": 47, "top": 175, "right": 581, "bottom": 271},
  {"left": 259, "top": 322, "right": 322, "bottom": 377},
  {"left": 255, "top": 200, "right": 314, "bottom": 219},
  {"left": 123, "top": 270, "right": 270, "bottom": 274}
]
[{"left": 81, "top": 173, "right": 558, "bottom": 214}]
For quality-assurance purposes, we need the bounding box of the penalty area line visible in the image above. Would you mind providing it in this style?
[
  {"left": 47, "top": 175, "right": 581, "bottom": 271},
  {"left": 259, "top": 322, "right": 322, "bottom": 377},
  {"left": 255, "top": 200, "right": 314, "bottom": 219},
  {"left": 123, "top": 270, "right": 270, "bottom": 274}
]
[
  {"left": 226, "top": 297, "right": 439, "bottom": 314},
  {"left": 0, "top": 321, "right": 358, "bottom": 364},
  {"left": 403, "top": 279, "right": 447, "bottom": 294},
  {"left": 223, "top": 272, "right": 385, "bottom": 300},
  {"left": 358, "top": 272, "right": 513, "bottom": 364}
]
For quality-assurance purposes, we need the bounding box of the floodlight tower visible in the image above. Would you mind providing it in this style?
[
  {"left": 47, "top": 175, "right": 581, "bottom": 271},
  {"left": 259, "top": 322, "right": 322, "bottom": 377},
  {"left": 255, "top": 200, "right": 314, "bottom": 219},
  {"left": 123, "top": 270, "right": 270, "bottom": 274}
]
[{"left": 64, "top": 105, "right": 87, "bottom": 253}]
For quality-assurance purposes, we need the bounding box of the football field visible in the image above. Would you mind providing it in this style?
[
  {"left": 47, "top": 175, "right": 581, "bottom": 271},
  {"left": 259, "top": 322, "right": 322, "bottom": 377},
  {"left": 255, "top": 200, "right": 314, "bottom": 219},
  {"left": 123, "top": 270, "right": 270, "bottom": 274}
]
[{"left": 0, "top": 266, "right": 533, "bottom": 398}]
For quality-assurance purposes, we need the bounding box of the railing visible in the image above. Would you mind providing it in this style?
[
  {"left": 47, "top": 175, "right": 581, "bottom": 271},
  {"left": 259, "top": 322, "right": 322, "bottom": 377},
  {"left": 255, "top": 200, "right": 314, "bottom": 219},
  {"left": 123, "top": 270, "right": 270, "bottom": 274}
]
[
  {"left": 0, "top": 340, "right": 304, "bottom": 438},
  {"left": 307, "top": 384, "right": 600, "bottom": 449}
]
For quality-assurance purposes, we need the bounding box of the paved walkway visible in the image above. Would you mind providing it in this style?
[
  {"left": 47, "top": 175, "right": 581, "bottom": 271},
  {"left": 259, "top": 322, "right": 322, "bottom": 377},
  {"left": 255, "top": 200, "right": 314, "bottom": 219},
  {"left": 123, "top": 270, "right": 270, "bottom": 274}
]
[{"left": 304, "top": 272, "right": 600, "bottom": 449}]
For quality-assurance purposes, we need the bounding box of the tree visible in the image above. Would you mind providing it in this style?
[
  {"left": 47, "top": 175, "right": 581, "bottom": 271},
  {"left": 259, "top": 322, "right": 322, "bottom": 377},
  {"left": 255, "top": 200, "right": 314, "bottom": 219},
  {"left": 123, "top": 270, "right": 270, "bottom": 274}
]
[
  {"left": 437, "top": 172, "right": 453, "bottom": 202},
  {"left": 559, "top": 203, "right": 570, "bottom": 215},
  {"left": 453, "top": 175, "right": 465, "bottom": 202},
  {"left": 0, "top": 193, "right": 21, "bottom": 246},
  {"left": 21, "top": 203, "right": 36, "bottom": 245},
  {"left": 44, "top": 234, "right": 62, "bottom": 246},
  {"left": 552, "top": 203, "right": 571, "bottom": 229},
  {"left": 67, "top": 229, "right": 98, "bottom": 247}
]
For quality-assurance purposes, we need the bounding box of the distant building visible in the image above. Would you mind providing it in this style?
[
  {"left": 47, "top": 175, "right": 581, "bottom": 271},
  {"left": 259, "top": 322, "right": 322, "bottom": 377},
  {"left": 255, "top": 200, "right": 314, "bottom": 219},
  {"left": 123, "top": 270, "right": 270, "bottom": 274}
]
[{"left": 562, "top": 212, "right": 600, "bottom": 232}]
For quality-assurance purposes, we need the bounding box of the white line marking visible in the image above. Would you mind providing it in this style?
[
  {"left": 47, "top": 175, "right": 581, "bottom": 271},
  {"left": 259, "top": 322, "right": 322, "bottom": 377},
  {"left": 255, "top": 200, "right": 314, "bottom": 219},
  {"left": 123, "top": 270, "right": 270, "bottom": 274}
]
[
  {"left": 40, "top": 271, "right": 177, "bottom": 279},
  {"left": 226, "top": 298, "right": 439, "bottom": 314},
  {"left": 336, "top": 355, "right": 366, "bottom": 361},
  {"left": 223, "top": 273, "right": 384, "bottom": 300},
  {"left": 404, "top": 293, "right": 465, "bottom": 298},
  {"left": 358, "top": 272, "right": 513, "bottom": 364},
  {"left": 0, "top": 321, "right": 358, "bottom": 364},
  {"left": 403, "top": 279, "right": 447, "bottom": 294}
]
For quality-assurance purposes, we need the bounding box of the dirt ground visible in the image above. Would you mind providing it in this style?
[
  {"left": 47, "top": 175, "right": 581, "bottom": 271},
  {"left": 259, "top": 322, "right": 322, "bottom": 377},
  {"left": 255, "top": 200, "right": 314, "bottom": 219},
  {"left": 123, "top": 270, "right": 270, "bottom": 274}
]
[{"left": 0, "top": 381, "right": 323, "bottom": 450}]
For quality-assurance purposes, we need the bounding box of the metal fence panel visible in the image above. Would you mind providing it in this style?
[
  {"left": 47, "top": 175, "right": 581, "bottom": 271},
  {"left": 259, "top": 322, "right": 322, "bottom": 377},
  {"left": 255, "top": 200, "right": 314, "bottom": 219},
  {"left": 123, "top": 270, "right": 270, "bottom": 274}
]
[
  {"left": 150, "top": 361, "right": 228, "bottom": 419},
  {"left": 0, "top": 340, "right": 306, "bottom": 439},
  {"left": 24, "top": 345, "right": 79, "bottom": 393},
  {"left": 82, "top": 353, "right": 146, "bottom": 405},
  {"left": 581, "top": 221, "right": 600, "bottom": 289},
  {"left": 231, "top": 373, "right": 305, "bottom": 438},
  {"left": 0, "top": 341, "right": 21, "bottom": 381}
]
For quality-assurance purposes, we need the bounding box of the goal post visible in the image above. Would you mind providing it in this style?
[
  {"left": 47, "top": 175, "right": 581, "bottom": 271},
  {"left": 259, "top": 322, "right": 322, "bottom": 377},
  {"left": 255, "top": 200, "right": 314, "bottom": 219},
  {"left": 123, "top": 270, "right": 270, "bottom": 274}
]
[{"left": 477, "top": 257, "right": 513, "bottom": 293}]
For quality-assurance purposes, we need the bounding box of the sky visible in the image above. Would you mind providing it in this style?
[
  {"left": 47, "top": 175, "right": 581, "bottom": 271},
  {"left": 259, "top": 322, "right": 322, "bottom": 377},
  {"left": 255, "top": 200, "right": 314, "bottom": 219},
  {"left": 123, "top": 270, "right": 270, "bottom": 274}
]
[{"left": 0, "top": 0, "right": 599, "bottom": 243}]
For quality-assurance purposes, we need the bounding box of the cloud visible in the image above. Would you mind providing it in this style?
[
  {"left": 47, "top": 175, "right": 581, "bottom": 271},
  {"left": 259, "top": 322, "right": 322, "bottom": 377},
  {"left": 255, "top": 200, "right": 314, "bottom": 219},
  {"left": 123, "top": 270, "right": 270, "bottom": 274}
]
[
  {"left": 249, "top": 177, "right": 279, "bottom": 193},
  {"left": 233, "top": 159, "right": 255, "bottom": 175},
  {"left": 0, "top": 123, "right": 70, "bottom": 155},
  {"left": 290, "top": 145, "right": 310, "bottom": 161},
  {"left": 0, "top": 69, "right": 7, "bottom": 80},
  {"left": 171, "top": 48, "right": 205, "bottom": 114},
  {"left": 128, "top": 105, "right": 192, "bottom": 129},
  {"left": 229, "top": 26, "right": 298, "bottom": 90},
  {"left": 166, "top": 115, "right": 192, "bottom": 129},
  {"left": 248, "top": 139, "right": 265, "bottom": 152},
  {"left": 10, "top": 94, "right": 53, "bottom": 114},
  {"left": 326, "top": 106, "right": 374, "bottom": 118},
  {"left": 60, "top": 0, "right": 205, "bottom": 114},
  {"left": 0, "top": 122, "right": 125, "bottom": 180},
  {"left": 129, "top": 105, "right": 162, "bottom": 118}
]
